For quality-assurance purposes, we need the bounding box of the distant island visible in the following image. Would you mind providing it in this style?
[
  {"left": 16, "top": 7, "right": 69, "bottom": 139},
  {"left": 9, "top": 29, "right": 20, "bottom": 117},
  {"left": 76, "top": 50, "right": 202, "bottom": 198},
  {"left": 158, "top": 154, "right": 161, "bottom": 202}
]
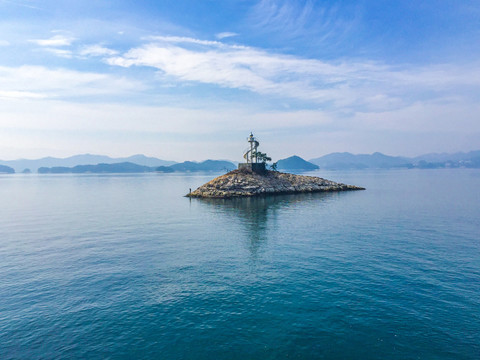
[
  {"left": 277, "top": 155, "right": 319, "bottom": 171},
  {"left": 1, "top": 150, "right": 479, "bottom": 174},
  {"left": 167, "top": 160, "right": 235, "bottom": 172},
  {"left": 309, "top": 151, "right": 480, "bottom": 170},
  {"left": 37, "top": 160, "right": 236, "bottom": 174},
  {"left": 0, "top": 165, "right": 15, "bottom": 174},
  {"left": 0, "top": 154, "right": 176, "bottom": 173},
  {"left": 38, "top": 162, "right": 154, "bottom": 174}
]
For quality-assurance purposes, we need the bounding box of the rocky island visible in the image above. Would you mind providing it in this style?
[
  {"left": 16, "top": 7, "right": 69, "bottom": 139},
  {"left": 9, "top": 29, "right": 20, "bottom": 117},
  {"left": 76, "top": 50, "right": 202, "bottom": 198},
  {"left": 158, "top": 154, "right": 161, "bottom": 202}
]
[
  {"left": 187, "top": 133, "right": 364, "bottom": 198},
  {"left": 187, "top": 168, "right": 364, "bottom": 198}
]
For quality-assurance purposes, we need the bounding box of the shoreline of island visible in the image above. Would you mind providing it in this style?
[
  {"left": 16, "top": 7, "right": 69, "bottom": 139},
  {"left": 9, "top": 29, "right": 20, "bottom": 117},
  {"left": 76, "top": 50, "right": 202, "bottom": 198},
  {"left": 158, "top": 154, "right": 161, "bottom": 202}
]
[{"left": 186, "top": 168, "right": 365, "bottom": 198}]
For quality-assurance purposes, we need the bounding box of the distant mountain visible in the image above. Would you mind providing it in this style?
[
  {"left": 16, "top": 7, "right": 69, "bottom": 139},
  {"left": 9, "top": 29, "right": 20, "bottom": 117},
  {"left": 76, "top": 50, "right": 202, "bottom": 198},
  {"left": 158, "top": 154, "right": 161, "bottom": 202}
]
[
  {"left": 276, "top": 155, "right": 319, "bottom": 171},
  {"left": 0, "top": 165, "right": 15, "bottom": 174},
  {"left": 4, "top": 150, "right": 479, "bottom": 174},
  {"left": 413, "top": 150, "right": 480, "bottom": 163},
  {"left": 37, "top": 160, "right": 236, "bottom": 174},
  {"left": 309, "top": 152, "right": 411, "bottom": 169},
  {"left": 38, "top": 162, "right": 154, "bottom": 174},
  {"left": 309, "top": 151, "right": 480, "bottom": 169},
  {"left": 169, "top": 160, "right": 236, "bottom": 172},
  {"left": 0, "top": 154, "right": 176, "bottom": 172},
  {"left": 118, "top": 154, "right": 177, "bottom": 167}
]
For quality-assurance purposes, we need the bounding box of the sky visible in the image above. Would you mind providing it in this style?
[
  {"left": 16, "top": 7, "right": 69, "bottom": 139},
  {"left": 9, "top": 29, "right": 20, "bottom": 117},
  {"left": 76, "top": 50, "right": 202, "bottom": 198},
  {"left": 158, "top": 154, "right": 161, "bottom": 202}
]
[{"left": 1, "top": 0, "right": 479, "bottom": 162}]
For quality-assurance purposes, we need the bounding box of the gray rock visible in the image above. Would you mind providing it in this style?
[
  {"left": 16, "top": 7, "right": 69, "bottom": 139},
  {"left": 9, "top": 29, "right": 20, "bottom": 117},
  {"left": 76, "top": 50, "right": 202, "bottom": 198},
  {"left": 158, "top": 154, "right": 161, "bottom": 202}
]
[{"left": 187, "top": 169, "right": 365, "bottom": 198}]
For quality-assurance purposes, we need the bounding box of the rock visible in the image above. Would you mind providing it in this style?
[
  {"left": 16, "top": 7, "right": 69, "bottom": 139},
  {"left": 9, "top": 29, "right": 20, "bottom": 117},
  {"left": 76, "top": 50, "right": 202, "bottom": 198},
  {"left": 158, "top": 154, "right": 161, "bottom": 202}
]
[{"left": 186, "top": 169, "right": 365, "bottom": 198}]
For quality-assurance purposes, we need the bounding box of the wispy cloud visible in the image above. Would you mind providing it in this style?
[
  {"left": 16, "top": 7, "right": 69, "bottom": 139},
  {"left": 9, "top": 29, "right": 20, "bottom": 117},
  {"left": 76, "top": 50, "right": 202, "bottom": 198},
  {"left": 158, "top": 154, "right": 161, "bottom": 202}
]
[
  {"left": 250, "top": 0, "right": 314, "bottom": 34},
  {"left": 0, "top": 90, "right": 46, "bottom": 99},
  {"left": 106, "top": 36, "right": 480, "bottom": 112},
  {"left": 146, "top": 35, "right": 231, "bottom": 47},
  {"left": 215, "top": 32, "right": 238, "bottom": 39},
  {"left": 0, "top": 40, "right": 10, "bottom": 46},
  {"left": 79, "top": 44, "right": 118, "bottom": 57},
  {"left": 248, "top": 0, "right": 358, "bottom": 43},
  {"left": 0, "top": 65, "right": 144, "bottom": 100},
  {"left": 0, "top": 0, "right": 42, "bottom": 10},
  {"left": 43, "top": 48, "right": 73, "bottom": 58},
  {"left": 29, "top": 34, "right": 74, "bottom": 47},
  {"left": 106, "top": 36, "right": 345, "bottom": 103}
]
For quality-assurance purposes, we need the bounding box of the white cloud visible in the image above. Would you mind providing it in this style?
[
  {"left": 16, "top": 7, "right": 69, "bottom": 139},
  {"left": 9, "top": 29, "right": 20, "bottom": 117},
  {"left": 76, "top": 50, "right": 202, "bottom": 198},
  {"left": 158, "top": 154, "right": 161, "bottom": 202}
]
[
  {"left": 29, "top": 35, "right": 74, "bottom": 47},
  {"left": 0, "top": 90, "right": 46, "bottom": 99},
  {"left": 0, "top": 40, "right": 10, "bottom": 46},
  {"left": 215, "top": 32, "right": 239, "bottom": 39},
  {"left": 106, "top": 40, "right": 338, "bottom": 103},
  {"left": 79, "top": 44, "right": 118, "bottom": 57},
  {"left": 106, "top": 36, "right": 480, "bottom": 112},
  {"left": 146, "top": 35, "right": 229, "bottom": 47},
  {"left": 0, "top": 65, "right": 144, "bottom": 99},
  {"left": 43, "top": 47, "right": 73, "bottom": 58}
]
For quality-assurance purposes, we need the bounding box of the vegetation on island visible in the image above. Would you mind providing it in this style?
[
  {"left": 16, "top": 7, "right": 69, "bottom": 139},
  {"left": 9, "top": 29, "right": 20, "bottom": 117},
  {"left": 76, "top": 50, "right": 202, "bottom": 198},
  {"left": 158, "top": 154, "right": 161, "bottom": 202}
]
[{"left": 252, "top": 151, "right": 271, "bottom": 164}]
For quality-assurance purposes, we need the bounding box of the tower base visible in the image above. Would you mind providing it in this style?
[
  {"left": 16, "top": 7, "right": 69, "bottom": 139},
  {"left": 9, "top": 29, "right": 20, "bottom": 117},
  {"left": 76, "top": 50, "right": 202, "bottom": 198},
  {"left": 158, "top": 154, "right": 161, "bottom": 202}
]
[{"left": 238, "top": 163, "right": 266, "bottom": 174}]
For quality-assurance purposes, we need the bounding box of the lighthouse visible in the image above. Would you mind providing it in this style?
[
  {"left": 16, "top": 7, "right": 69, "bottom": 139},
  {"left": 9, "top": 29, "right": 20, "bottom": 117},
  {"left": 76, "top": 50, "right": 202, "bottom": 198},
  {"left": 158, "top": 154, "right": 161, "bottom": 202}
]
[
  {"left": 238, "top": 133, "right": 266, "bottom": 173},
  {"left": 245, "top": 132, "right": 259, "bottom": 163}
]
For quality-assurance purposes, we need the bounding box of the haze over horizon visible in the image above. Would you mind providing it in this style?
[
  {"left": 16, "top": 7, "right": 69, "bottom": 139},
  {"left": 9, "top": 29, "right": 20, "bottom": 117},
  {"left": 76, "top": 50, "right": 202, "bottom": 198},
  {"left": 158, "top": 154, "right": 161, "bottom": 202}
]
[
  {"left": 1, "top": 149, "right": 480, "bottom": 164},
  {"left": 1, "top": 1, "right": 479, "bottom": 162}
]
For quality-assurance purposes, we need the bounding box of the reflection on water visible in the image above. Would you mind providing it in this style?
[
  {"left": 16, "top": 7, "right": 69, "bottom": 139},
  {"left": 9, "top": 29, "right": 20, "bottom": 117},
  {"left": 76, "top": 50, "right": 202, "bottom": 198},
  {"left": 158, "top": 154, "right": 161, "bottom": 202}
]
[{"left": 192, "top": 192, "right": 342, "bottom": 259}]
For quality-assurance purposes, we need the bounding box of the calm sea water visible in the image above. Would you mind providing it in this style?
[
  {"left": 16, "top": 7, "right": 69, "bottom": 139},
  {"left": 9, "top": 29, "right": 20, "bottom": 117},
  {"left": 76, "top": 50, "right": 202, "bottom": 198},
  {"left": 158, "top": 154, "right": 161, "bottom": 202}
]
[{"left": 0, "top": 169, "right": 479, "bottom": 359}]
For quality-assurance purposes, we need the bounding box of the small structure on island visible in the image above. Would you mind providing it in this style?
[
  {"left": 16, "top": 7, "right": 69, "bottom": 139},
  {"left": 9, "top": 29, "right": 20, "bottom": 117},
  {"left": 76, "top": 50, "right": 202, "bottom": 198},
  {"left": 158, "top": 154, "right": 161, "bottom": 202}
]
[
  {"left": 186, "top": 133, "right": 365, "bottom": 198},
  {"left": 238, "top": 132, "right": 266, "bottom": 174}
]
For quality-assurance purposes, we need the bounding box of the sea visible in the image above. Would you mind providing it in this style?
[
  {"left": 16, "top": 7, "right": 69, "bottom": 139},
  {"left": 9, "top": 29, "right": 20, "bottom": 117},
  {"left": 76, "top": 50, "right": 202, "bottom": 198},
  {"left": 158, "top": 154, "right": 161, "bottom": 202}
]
[{"left": 1, "top": 169, "right": 479, "bottom": 359}]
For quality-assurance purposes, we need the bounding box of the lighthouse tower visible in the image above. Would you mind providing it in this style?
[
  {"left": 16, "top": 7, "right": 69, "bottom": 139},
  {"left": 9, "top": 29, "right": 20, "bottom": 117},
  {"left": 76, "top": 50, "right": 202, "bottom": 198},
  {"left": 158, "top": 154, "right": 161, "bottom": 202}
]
[{"left": 238, "top": 133, "right": 266, "bottom": 173}]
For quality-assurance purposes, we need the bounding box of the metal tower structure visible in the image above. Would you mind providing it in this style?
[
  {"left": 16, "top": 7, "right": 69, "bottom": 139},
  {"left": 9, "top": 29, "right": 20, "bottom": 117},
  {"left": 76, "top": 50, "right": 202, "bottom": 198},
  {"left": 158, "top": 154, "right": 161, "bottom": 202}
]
[{"left": 243, "top": 132, "right": 259, "bottom": 163}]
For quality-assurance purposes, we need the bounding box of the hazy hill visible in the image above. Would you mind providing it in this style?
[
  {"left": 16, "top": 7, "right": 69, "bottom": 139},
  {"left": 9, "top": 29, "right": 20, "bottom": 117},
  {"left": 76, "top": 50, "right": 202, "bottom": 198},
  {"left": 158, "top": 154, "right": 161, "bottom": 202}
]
[
  {"left": 169, "top": 160, "right": 236, "bottom": 172},
  {"left": 118, "top": 154, "right": 177, "bottom": 167},
  {"left": 4, "top": 151, "right": 480, "bottom": 173},
  {"left": 37, "top": 160, "right": 236, "bottom": 174},
  {"left": 0, "top": 154, "right": 176, "bottom": 172},
  {"left": 0, "top": 165, "right": 15, "bottom": 174},
  {"left": 38, "top": 162, "right": 154, "bottom": 174},
  {"left": 309, "top": 152, "right": 411, "bottom": 169},
  {"left": 276, "top": 156, "right": 319, "bottom": 171},
  {"left": 413, "top": 150, "right": 480, "bottom": 163},
  {"left": 309, "top": 151, "right": 480, "bottom": 169}
]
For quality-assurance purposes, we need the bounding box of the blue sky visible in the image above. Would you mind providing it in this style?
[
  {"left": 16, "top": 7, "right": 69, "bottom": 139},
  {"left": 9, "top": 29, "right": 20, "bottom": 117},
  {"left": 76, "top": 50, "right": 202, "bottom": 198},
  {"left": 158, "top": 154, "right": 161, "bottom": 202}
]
[{"left": 1, "top": 0, "right": 479, "bottom": 161}]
